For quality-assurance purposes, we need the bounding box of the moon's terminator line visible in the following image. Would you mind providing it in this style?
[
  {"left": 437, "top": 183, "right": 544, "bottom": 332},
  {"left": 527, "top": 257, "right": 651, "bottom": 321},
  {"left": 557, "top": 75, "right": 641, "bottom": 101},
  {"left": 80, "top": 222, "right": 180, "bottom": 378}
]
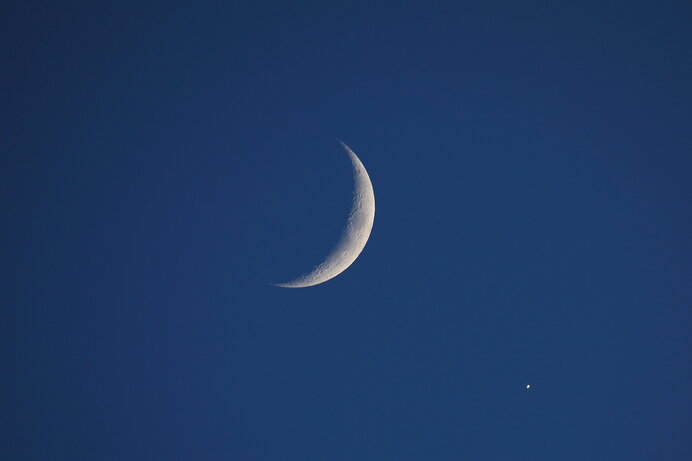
[{"left": 273, "top": 142, "right": 375, "bottom": 288}]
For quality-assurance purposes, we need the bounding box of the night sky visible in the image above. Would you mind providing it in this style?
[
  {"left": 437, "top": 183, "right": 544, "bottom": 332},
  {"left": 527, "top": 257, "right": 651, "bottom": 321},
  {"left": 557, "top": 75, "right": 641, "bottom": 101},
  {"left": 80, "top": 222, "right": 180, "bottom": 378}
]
[{"left": 2, "top": 1, "right": 691, "bottom": 460}]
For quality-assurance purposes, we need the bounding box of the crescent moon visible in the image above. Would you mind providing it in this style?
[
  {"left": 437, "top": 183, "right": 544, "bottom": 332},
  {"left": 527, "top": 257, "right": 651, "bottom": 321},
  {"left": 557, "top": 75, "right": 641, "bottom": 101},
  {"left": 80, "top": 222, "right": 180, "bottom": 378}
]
[{"left": 274, "top": 142, "right": 375, "bottom": 288}]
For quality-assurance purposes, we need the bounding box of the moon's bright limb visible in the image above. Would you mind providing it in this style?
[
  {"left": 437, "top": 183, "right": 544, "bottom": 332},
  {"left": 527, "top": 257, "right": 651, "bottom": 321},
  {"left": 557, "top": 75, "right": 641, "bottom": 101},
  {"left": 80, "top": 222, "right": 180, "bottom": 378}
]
[{"left": 274, "top": 142, "right": 375, "bottom": 288}]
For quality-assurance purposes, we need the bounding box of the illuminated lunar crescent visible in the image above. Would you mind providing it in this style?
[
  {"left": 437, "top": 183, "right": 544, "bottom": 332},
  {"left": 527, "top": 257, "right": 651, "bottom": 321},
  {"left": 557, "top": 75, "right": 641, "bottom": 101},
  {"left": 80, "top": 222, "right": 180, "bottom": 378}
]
[{"left": 274, "top": 142, "right": 375, "bottom": 288}]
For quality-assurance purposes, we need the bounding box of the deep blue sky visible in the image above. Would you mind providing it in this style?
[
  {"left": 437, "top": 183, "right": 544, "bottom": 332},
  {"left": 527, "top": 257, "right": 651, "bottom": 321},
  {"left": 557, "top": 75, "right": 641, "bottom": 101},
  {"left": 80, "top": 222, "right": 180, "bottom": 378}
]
[{"left": 2, "top": 1, "right": 691, "bottom": 460}]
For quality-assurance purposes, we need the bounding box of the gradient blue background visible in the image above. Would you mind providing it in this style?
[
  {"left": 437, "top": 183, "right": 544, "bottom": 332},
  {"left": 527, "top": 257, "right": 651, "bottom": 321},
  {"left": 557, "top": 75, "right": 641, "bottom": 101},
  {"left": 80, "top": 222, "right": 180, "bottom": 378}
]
[{"left": 2, "top": 1, "right": 691, "bottom": 459}]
